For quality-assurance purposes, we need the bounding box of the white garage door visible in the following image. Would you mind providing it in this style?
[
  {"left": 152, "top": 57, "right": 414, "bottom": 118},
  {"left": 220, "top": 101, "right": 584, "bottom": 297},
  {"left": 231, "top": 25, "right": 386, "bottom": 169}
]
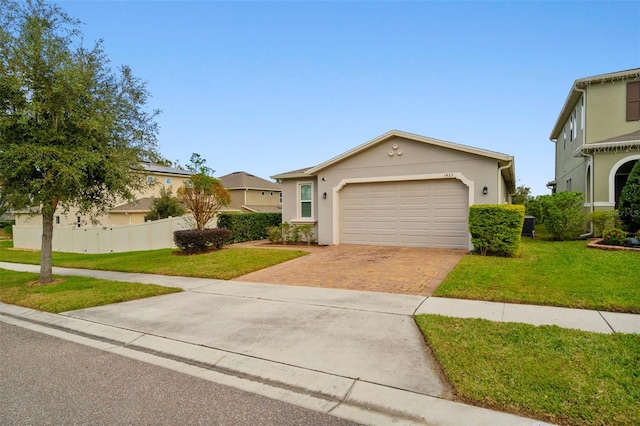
[{"left": 339, "top": 179, "right": 468, "bottom": 249}]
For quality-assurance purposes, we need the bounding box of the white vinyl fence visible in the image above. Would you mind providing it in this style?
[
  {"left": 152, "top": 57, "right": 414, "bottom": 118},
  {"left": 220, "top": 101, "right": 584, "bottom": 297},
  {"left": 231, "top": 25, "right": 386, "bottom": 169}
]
[{"left": 13, "top": 216, "right": 191, "bottom": 254}]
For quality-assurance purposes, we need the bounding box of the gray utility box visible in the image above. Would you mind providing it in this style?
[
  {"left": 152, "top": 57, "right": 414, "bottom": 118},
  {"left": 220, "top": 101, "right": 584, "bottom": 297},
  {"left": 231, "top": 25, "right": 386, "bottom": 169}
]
[{"left": 522, "top": 216, "right": 535, "bottom": 237}]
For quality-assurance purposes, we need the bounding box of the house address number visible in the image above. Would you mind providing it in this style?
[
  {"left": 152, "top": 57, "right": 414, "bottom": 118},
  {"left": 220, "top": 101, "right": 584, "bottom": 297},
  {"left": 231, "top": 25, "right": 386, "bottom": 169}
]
[{"left": 443, "top": 173, "right": 455, "bottom": 178}]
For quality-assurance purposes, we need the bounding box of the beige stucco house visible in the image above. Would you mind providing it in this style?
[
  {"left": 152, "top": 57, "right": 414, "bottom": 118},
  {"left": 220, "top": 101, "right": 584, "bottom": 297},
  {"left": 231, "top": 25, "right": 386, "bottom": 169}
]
[
  {"left": 15, "top": 162, "right": 193, "bottom": 227},
  {"left": 548, "top": 68, "right": 640, "bottom": 220},
  {"left": 217, "top": 171, "right": 282, "bottom": 213},
  {"left": 273, "top": 130, "right": 515, "bottom": 249}
]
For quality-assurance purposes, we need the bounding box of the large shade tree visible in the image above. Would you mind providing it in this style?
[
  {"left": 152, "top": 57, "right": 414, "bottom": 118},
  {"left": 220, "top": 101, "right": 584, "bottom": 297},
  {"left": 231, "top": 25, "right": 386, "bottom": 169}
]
[{"left": 0, "top": 0, "right": 160, "bottom": 283}]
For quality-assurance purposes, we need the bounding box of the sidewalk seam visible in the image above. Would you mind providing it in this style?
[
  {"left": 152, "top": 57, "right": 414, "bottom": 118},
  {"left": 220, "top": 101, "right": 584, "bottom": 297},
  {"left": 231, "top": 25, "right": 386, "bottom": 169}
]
[{"left": 597, "top": 311, "right": 616, "bottom": 333}]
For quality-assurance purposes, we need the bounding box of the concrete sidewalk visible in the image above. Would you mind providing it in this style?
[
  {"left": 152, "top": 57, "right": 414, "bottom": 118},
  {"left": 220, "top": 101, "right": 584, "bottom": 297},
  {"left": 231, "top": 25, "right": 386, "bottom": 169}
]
[{"left": 2, "top": 262, "right": 638, "bottom": 425}]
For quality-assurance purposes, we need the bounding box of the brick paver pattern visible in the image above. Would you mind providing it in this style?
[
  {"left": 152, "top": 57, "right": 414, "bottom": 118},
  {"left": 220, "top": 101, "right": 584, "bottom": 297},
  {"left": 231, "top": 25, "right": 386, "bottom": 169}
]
[{"left": 235, "top": 243, "right": 467, "bottom": 296}]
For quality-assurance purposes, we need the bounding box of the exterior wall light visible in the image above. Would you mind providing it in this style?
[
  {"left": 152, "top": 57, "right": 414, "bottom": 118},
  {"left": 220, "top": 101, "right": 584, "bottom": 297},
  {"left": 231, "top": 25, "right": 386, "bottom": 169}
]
[
  {"left": 323, "top": 192, "right": 327, "bottom": 199},
  {"left": 482, "top": 186, "right": 488, "bottom": 195}
]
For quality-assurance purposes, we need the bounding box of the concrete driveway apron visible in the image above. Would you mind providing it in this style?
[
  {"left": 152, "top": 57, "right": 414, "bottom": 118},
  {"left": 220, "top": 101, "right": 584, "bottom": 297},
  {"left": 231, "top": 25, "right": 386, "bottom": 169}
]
[
  {"left": 64, "top": 278, "right": 454, "bottom": 399},
  {"left": 234, "top": 244, "right": 467, "bottom": 296}
]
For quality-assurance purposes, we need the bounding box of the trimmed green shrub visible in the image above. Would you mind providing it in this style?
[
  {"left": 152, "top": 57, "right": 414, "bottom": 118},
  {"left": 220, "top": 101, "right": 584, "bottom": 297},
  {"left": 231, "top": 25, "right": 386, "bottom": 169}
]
[
  {"left": 266, "top": 226, "right": 282, "bottom": 244},
  {"left": 538, "top": 192, "right": 585, "bottom": 241},
  {"left": 173, "top": 228, "right": 231, "bottom": 254},
  {"left": 602, "top": 228, "right": 627, "bottom": 246},
  {"left": 296, "top": 224, "right": 315, "bottom": 245},
  {"left": 469, "top": 204, "right": 525, "bottom": 256},
  {"left": 618, "top": 160, "right": 640, "bottom": 233},
  {"left": 217, "top": 212, "right": 282, "bottom": 243},
  {"left": 589, "top": 210, "right": 617, "bottom": 237}
]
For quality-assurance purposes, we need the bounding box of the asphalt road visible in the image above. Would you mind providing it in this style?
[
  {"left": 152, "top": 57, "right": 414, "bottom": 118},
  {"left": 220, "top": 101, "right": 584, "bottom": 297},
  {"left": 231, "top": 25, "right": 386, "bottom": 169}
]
[{"left": 0, "top": 323, "right": 359, "bottom": 425}]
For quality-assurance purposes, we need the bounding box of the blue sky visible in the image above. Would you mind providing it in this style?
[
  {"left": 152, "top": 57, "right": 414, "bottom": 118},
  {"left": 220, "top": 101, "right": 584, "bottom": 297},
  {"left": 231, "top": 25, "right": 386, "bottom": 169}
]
[{"left": 58, "top": 1, "right": 639, "bottom": 195}]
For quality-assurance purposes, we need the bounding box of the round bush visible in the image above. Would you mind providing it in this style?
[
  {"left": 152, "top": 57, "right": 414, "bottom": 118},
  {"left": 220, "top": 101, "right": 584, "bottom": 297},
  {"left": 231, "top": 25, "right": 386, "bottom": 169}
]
[
  {"left": 602, "top": 228, "right": 627, "bottom": 246},
  {"left": 173, "top": 228, "right": 232, "bottom": 253}
]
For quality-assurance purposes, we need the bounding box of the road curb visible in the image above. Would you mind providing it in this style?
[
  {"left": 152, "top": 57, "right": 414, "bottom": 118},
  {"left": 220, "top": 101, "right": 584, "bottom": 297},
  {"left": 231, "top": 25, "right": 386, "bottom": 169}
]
[{"left": 0, "top": 303, "right": 550, "bottom": 426}]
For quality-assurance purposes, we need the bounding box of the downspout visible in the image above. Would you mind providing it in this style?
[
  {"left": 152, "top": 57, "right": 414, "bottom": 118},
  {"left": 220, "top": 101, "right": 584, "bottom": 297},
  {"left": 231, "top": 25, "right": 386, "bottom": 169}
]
[
  {"left": 497, "top": 161, "right": 512, "bottom": 204},
  {"left": 576, "top": 87, "right": 593, "bottom": 238}
]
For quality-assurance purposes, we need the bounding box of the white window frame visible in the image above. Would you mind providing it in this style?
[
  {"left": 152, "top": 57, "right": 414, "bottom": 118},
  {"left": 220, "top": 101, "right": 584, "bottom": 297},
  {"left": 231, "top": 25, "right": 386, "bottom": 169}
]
[
  {"left": 580, "top": 96, "right": 585, "bottom": 130},
  {"left": 147, "top": 176, "right": 154, "bottom": 184},
  {"left": 570, "top": 109, "right": 576, "bottom": 142},
  {"left": 279, "top": 192, "right": 283, "bottom": 203},
  {"left": 297, "top": 182, "right": 314, "bottom": 220},
  {"left": 165, "top": 177, "right": 172, "bottom": 185}
]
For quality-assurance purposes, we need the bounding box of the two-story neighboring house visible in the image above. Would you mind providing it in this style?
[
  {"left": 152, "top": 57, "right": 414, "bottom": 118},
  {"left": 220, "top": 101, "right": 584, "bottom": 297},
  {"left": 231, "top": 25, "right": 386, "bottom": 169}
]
[
  {"left": 15, "top": 162, "right": 193, "bottom": 227},
  {"left": 548, "top": 68, "right": 640, "bottom": 221},
  {"left": 217, "top": 171, "right": 282, "bottom": 213}
]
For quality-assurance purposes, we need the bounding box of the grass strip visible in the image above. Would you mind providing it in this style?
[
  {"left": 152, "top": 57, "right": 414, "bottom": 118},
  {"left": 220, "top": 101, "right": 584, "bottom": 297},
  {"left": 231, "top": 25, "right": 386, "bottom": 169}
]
[
  {"left": 0, "top": 268, "right": 182, "bottom": 313},
  {"left": 0, "top": 241, "right": 307, "bottom": 280},
  {"left": 434, "top": 237, "right": 640, "bottom": 313},
  {"left": 415, "top": 314, "right": 640, "bottom": 426}
]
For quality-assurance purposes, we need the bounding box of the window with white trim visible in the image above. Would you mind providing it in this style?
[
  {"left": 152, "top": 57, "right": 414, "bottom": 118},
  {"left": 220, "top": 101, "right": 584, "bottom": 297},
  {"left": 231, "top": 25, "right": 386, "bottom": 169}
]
[
  {"left": 165, "top": 177, "right": 172, "bottom": 185},
  {"left": 580, "top": 96, "right": 585, "bottom": 130},
  {"left": 563, "top": 127, "right": 567, "bottom": 150},
  {"left": 299, "top": 183, "right": 313, "bottom": 219},
  {"left": 570, "top": 109, "right": 577, "bottom": 142},
  {"left": 279, "top": 192, "right": 283, "bottom": 203}
]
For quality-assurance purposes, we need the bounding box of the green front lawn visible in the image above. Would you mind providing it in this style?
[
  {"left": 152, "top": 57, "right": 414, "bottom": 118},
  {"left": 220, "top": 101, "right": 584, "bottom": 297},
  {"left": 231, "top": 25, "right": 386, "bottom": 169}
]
[
  {"left": 0, "top": 269, "right": 181, "bottom": 313},
  {"left": 435, "top": 237, "right": 640, "bottom": 313},
  {"left": 0, "top": 241, "right": 307, "bottom": 280},
  {"left": 416, "top": 315, "right": 640, "bottom": 426}
]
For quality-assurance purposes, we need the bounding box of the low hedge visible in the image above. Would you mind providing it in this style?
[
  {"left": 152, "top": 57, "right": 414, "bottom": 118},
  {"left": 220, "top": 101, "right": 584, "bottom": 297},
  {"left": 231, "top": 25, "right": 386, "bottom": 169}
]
[
  {"left": 173, "top": 228, "right": 232, "bottom": 254},
  {"left": 469, "top": 204, "right": 525, "bottom": 257},
  {"left": 217, "top": 212, "right": 282, "bottom": 243}
]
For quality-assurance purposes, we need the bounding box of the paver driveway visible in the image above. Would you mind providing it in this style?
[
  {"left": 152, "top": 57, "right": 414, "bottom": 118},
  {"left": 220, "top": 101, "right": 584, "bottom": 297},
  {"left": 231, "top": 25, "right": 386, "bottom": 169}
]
[{"left": 235, "top": 243, "right": 467, "bottom": 296}]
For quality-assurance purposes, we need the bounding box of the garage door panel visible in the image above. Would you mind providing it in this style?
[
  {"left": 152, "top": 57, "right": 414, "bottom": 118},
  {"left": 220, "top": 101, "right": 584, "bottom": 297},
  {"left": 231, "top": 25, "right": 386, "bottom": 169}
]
[
  {"left": 400, "top": 221, "right": 430, "bottom": 231},
  {"left": 370, "top": 209, "right": 397, "bottom": 218},
  {"left": 340, "top": 180, "right": 468, "bottom": 249},
  {"left": 399, "top": 209, "right": 430, "bottom": 218},
  {"left": 370, "top": 197, "right": 397, "bottom": 205},
  {"left": 342, "top": 209, "right": 367, "bottom": 219}
]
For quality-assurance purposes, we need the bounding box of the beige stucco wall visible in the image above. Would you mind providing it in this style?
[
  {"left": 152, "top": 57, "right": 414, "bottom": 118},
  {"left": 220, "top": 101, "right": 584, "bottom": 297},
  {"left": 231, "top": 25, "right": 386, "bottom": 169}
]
[
  {"left": 552, "top": 92, "right": 587, "bottom": 194},
  {"left": 228, "top": 189, "right": 282, "bottom": 210},
  {"left": 244, "top": 189, "right": 282, "bottom": 206},
  {"left": 585, "top": 81, "right": 639, "bottom": 144},
  {"left": 281, "top": 136, "right": 511, "bottom": 245}
]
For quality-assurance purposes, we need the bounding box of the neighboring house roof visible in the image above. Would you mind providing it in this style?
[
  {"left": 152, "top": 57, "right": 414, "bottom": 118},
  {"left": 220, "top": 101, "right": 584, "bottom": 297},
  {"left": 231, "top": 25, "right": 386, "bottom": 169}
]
[
  {"left": 110, "top": 198, "right": 155, "bottom": 213},
  {"left": 242, "top": 205, "right": 282, "bottom": 213},
  {"left": 140, "top": 162, "right": 193, "bottom": 177},
  {"left": 573, "top": 129, "right": 640, "bottom": 157},
  {"left": 217, "top": 171, "right": 281, "bottom": 191},
  {"left": 550, "top": 68, "right": 640, "bottom": 140},
  {"left": 272, "top": 130, "right": 515, "bottom": 187}
]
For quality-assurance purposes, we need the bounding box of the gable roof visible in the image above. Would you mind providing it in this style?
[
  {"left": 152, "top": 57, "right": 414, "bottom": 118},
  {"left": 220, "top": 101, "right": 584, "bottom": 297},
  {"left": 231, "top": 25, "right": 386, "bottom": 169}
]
[
  {"left": 217, "top": 171, "right": 281, "bottom": 191},
  {"left": 272, "top": 130, "right": 515, "bottom": 191},
  {"left": 308, "top": 130, "right": 513, "bottom": 174},
  {"left": 550, "top": 68, "right": 640, "bottom": 140}
]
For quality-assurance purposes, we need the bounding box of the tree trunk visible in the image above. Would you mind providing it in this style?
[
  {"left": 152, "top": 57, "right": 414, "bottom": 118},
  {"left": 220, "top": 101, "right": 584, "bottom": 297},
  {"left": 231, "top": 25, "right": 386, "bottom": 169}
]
[{"left": 39, "top": 208, "right": 55, "bottom": 284}]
